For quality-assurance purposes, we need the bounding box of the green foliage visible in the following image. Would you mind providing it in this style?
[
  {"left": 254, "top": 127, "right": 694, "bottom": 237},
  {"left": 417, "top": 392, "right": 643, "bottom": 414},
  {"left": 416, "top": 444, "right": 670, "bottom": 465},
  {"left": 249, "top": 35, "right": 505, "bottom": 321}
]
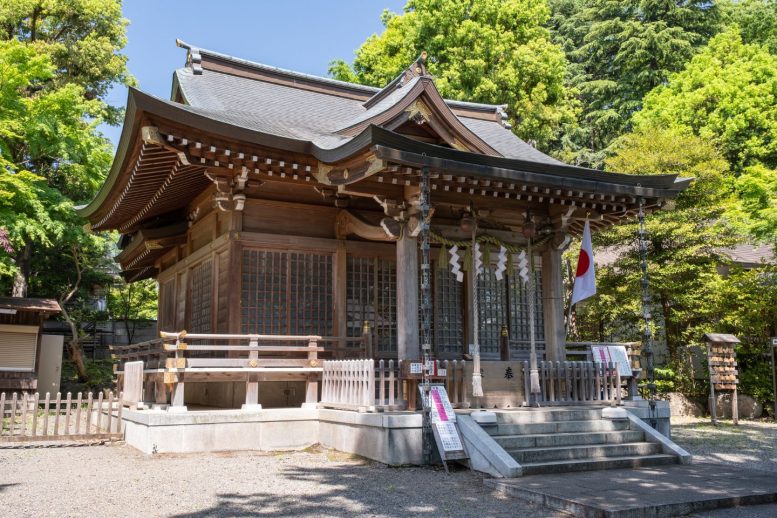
[
  {"left": 633, "top": 29, "right": 777, "bottom": 239},
  {"left": 0, "top": 1, "right": 129, "bottom": 302},
  {"left": 329, "top": 0, "right": 576, "bottom": 148},
  {"left": 572, "top": 128, "right": 740, "bottom": 393},
  {"left": 108, "top": 278, "right": 158, "bottom": 343},
  {"left": 653, "top": 366, "right": 676, "bottom": 396},
  {"left": 0, "top": 0, "right": 134, "bottom": 123},
  {"left": 548, "top": 0, "right": 721, "bottom": 167},
  {"left": 721, "top": 0, "right": 777, "bottom": 55}
]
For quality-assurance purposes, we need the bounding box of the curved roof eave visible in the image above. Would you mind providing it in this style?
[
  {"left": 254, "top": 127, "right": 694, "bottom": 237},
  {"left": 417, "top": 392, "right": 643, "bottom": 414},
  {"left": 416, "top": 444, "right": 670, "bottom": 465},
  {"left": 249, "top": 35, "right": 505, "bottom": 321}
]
[{"left": 80, "top": 88, "right": 691, "bottom": 224}]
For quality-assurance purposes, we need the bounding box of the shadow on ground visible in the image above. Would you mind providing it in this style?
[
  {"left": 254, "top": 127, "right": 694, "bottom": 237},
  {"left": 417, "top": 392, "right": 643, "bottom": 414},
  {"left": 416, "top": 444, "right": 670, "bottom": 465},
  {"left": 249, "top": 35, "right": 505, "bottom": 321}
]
[{"left": 169, "top": 461, "right": 522, "bottom": 518}]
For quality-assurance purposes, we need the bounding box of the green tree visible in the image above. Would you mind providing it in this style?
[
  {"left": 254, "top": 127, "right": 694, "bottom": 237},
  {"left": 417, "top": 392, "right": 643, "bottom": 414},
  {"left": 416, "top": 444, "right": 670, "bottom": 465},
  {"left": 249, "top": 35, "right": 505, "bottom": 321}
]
[
  {"left": 721, "top": 0, "right": 777, "bottom": 55},
  {"left": 0, "top": 1, "right": 132, "bottom": 380},
  {"left": 329, "top": 0, "right": 576, "bottom": 149},
  {"left": 571, "top": 128, "right": 739, "bottom": 391},
  {"left": 634, "top": 28, "right": 777, "bottom": 238},
  {"left": 108, "top": 278, "right": 158, "bottom": 344},
  {"left": 549, "top": 0, "right": 720, "bottom": 167}
]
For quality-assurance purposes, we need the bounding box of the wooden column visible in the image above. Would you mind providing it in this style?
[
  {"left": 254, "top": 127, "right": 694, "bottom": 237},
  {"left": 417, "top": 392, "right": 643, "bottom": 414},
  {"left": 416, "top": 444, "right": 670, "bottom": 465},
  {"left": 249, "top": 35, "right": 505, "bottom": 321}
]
[
  {"left": 542, "top": 244, "right": 566, "bottom": 362},
  {"left": 243, "top": 338, "right": 261, "bottom": 410},
  {"left": 396, "top": 228, "right": 420, "bottom": 361}
]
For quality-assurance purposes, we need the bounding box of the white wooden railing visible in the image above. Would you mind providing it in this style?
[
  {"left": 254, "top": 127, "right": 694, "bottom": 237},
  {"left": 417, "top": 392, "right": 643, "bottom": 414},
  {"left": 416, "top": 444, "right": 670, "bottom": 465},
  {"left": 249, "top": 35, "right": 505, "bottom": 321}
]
[
  {"left": 522, "top": 360, "right": 622, "bottom": 406},
  {"left": 320, "top": 359, "right": 467, "bottom": 412}
]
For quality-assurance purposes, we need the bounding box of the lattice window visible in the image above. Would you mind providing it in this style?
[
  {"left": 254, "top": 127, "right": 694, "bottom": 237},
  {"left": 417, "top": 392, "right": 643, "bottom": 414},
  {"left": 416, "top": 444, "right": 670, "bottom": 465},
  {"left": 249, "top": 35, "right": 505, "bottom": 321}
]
[
  {"left": 289, "top": 252, "right": 333, "bottom": 336},
  {"left": 508, "top": 259, "right": 545, "bottom": 349},
  {"left": 346, "top": 256, "right": 397, "bottom": 356},
  {"left": 434, "top": 266, "right": 464, "bottom": 356},
  {"left": 190, "top": 260, "right": 213, "bottom": 333},
  {"left": 241, "top": 250, "right": 333, "bottom": 336},
  {"left": 476, "top": 265, "right": 507, "bottom": 355}
]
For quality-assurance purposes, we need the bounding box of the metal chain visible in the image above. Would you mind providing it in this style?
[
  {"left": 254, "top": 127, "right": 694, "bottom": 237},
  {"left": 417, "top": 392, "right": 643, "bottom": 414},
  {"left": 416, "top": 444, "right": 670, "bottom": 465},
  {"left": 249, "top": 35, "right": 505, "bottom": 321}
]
[
  {"left": 420, "top": 165, "right": 433, "bottom": 464},
  {"left": 638, "top": 198, "right": 657, "bottom": 426}
]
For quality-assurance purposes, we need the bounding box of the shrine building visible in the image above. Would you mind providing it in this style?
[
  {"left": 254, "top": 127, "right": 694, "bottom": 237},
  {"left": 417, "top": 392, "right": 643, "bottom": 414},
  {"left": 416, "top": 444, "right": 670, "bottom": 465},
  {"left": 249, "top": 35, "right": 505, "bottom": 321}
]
[{"left": 79, "top": 42, "right": 691, "bottom": 468}]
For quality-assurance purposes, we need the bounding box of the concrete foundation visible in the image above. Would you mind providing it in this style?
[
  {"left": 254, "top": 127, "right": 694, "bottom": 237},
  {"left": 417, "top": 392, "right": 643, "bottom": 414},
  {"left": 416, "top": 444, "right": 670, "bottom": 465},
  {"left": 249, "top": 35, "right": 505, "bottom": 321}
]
[
  {"left": 122, "top": 407, "right": 424, "bottom": 465},
  {"left": 623, "top": 400, "right": 672, "bottom": 438}
]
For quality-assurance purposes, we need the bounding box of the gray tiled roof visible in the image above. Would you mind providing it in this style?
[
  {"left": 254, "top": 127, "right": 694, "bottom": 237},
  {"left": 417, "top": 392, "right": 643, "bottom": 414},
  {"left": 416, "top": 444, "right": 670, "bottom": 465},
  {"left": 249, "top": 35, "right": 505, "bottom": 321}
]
[{"left": 174, "top": 65, "right": 564, "bottom": 163}]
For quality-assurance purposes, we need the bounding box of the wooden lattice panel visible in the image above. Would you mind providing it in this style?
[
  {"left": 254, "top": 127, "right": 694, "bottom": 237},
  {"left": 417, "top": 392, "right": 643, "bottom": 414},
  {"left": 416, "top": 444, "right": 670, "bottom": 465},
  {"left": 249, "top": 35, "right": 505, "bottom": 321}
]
[
  {"left": 434, "top": 267, "right": 464, "bottom": 356},
  {"left": 508, "top": 263, "right": 545, "bottom": 347},
  {"left": 190, "top": 260, "right": 213, "bottom": 333},
  {"left": 241, "top": 250, "right": 334, "bottom": 336},
  {"left": 346, "top": 256, "right": 397, "bottom": 356}
]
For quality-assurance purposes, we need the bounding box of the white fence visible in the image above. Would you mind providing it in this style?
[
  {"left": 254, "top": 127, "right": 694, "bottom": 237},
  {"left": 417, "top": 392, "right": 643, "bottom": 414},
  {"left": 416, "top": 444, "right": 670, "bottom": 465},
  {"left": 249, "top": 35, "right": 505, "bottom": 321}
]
[
  {"left": 321, "top": 359, "right": 467, "bottom": 412},
  {"left": 0, "top": 391, "right": 124, "bottom": 442}
]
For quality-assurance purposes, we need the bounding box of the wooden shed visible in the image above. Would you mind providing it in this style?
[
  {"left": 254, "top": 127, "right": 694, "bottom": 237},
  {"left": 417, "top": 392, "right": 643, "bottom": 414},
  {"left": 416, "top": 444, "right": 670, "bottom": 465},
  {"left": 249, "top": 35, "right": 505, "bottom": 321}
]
[{"left": 0, "top": 297, "right": 62, "bottom": 392}]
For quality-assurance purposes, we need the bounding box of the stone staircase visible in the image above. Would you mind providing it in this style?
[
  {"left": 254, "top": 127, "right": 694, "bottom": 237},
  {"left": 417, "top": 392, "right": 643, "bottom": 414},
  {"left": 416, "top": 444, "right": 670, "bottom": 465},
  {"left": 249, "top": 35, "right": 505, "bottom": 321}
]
[{"left": 482, "top": 407, "right": 680, "bottom": 475}]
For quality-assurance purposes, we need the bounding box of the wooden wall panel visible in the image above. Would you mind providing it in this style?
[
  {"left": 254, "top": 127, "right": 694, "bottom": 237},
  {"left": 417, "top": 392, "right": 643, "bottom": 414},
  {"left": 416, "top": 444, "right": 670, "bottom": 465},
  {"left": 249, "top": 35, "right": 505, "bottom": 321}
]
[{"left": 242, "top": 200, "right": 338, "bottom": 238}]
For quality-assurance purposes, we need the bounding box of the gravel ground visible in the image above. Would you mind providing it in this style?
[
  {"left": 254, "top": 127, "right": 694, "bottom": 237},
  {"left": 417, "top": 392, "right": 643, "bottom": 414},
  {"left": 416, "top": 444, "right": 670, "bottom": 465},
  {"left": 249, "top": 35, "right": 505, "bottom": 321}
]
[
  {"left": 2, "top": 417, "right": 776, "bottom": 518},
  {"left": 671, "top": 417, "right": 777, "bottom": 473},
  {"left": 0, "top": 444, "right": 562, "bottom": 518},
  {"left": 671, "top": 417, "right": 777, "bottom": 518}
]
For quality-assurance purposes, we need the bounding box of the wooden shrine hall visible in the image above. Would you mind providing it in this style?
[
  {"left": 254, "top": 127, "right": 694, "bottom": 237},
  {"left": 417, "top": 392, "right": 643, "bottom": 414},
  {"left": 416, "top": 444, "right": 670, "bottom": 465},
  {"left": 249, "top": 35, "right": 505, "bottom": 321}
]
[{"left": 81, "top": 41, "right": 689, "bottom": 411}]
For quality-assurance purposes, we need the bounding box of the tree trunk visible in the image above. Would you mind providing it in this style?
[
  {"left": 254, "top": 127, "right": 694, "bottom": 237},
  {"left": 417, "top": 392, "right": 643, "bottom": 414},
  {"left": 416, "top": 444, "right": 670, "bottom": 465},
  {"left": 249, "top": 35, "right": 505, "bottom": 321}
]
[
  {"left": 59, "top": 246, "right": 88, "bottom": 381},
  {"left": 60, "top": 304, "right": 88, "bottom": 382},
  {"left": 11, "top": 242, "right": 31, "bottom": 297}
]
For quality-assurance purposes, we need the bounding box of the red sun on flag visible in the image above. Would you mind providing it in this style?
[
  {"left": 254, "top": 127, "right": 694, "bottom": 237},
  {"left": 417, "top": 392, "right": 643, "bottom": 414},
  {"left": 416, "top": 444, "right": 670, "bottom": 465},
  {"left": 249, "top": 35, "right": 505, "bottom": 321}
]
[{"left": 571, "top": 220, "right": 596, "bottom": 305}]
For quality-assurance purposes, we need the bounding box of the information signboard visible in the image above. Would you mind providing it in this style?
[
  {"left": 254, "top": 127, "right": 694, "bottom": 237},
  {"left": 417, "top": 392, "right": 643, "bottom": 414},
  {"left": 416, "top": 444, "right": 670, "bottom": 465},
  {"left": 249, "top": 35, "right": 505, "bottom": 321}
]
[
  {"left": 419, "top": 383, "right": 468, "bottom": 471},
  {"left": 591, "top": 345, "right": 632, "bottom": 377}
]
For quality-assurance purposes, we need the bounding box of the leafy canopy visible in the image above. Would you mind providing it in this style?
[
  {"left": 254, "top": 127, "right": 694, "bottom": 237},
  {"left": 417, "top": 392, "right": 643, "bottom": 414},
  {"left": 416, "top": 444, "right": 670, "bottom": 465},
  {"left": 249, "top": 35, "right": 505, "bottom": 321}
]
[
  {"left": 330, "top": 0, "right": 576, "bottom": 149},
  {"left": 548, "top": 0, "right": 720, "bottom": 167},
  {"left": 634, "top": 28, "right": 777, "bottom": 238}
]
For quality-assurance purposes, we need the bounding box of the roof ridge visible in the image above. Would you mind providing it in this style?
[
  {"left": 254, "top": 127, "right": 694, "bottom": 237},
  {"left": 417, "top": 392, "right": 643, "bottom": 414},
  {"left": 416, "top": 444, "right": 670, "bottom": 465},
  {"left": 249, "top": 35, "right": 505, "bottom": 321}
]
[{"left": 175, "top": 39, "right": 507, "bottom": 113}]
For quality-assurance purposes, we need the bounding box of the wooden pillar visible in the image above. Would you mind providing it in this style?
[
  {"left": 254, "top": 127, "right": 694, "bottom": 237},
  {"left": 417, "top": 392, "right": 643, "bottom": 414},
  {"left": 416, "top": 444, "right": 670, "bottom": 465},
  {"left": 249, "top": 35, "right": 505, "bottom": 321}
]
[
  {"left": 396, "top": 228, "right": 420, "bottom": 361},
  {"left": 169, "top": 379, "right": 187, "bottom": 412},
  {"left": 542, "top": 244, "right": 566, "bottom": 362},
  {"left": 334, "top": 241, "right": 348, "bottom": 341},
  {"left": 243, "top": 338, "right": 262, "bottom": 410}
]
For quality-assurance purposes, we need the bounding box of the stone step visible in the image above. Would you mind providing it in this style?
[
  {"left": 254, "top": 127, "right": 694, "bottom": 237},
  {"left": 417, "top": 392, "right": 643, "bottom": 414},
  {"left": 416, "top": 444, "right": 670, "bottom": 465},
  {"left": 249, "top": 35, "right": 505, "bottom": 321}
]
[
  {"left": 519, "top": 454, "right": 679, "bottom": 476},
  {"left": 494, "top": 429, "right": 645, "bottom": 450},
  {"left": 510, "top": 442, "right": 661, "bottom": 464},
  {"left": 494, "top": 408, "right": 604, "bottom": 424},
  {"left": 492, "top": 418, "right": 630, "bottom": 436}
]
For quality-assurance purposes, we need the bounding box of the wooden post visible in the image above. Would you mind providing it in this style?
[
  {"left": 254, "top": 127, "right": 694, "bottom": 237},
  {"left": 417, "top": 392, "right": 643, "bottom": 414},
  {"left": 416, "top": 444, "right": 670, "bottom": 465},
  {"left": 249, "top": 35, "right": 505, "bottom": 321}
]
[
  {"left": 542, "top": 243, "right": 566, "bottom": 362},
  {"left": 170, "top": 380, "right": 186, "bottom": 411},
  {"left": 303, "top": 338, "right": 319, "bottom": 408},
  {"left": 707, "top": 342, "right": 718, "bottom": 425},
  {"left": 732, "top": 386, "right": 739, "bottom": 426},
  {"left": 243, "top": 337, "right": 261, "bottom": 411},
  {"left": 396, "top": 229, "right": 420, "bottom": 361}
]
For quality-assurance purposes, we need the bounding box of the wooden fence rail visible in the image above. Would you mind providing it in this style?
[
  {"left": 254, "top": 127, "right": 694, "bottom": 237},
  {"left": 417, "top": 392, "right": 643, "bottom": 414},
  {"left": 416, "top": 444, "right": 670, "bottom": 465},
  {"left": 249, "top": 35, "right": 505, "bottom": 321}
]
[
  {"left": 321, "top": 359, "right": 468, "bottom": 412},
  {"left": 0, "top": 391, "right": 124, "bottom": 442},
  {"left": 522, "top": 361, "right": 621, "bottom": 406}
]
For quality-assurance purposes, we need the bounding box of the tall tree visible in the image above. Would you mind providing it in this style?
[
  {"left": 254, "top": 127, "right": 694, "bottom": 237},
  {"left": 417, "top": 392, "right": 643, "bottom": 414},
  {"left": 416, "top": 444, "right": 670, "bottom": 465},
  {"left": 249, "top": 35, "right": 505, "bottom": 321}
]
[
  {"left": 721, "top": 0, "right": 777, "bottom": 55},
  {"left": 634, "top": 28, "right": 777, "bottom": 238},
  {"left": 0, "top": 1, "right": 133, "bottom": 379},
  {"left": 572, "top": 128, "right": 739, "bottom": 389},
  {"left": 548, "top": 0, "right": 720, "bottom": 167},
  {"left": 329, "top": 0, "right": 576, "bottom": 149}
]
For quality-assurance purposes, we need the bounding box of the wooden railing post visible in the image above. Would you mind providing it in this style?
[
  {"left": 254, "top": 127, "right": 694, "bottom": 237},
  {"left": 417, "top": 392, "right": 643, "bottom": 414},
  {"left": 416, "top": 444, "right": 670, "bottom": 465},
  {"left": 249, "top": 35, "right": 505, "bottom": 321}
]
[
  {"left": 243, "top": 336, "right": 261, "bottom": 411},
  {"left": 304, "top": 337, "right": 320, "bottom": 408}
]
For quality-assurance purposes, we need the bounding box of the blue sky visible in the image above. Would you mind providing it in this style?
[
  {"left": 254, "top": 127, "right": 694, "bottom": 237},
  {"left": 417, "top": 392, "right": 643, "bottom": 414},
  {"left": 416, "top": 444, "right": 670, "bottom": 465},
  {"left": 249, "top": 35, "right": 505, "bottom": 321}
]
[{"left": 102, "top": 0, "right": 406, "bottom": 146}]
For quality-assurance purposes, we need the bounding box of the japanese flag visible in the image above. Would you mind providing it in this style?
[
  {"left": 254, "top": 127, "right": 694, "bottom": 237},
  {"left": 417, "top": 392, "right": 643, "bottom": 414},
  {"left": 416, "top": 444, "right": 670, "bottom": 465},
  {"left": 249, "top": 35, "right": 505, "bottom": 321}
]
[{"left": 571, "top": 220, "right": 596, "bottom": 305}]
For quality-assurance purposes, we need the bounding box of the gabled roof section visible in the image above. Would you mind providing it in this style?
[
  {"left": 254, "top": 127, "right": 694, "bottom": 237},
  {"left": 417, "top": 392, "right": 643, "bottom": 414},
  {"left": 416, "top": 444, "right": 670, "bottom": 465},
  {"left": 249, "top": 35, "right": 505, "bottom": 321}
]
[{"left": 172, "top": 40, "right": 562, "bottom": 162}]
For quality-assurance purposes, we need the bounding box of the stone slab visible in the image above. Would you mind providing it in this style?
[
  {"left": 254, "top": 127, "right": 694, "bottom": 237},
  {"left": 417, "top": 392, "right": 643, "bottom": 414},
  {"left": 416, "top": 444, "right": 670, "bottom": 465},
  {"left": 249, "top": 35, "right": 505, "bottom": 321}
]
[{"left": 486, "top": 462, "right": 777, "bottom": 518}]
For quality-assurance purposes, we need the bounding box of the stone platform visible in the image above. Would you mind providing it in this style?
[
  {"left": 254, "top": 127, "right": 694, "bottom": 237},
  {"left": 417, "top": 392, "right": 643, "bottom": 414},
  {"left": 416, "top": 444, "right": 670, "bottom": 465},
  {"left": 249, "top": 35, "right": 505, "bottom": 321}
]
[{"left": 486, "top": 462, "right": 777, "bottom": 518}]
